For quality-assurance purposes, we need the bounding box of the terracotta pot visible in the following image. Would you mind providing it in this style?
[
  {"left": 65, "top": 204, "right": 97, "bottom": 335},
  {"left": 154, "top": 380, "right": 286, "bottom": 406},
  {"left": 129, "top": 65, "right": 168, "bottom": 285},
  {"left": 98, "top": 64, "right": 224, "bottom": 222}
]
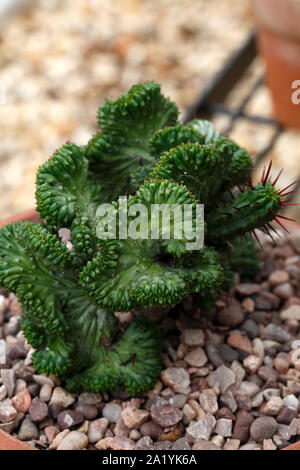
[
  {"left": 253, "top": 0, "right": 300, "bottom": 129},
  {"left": 0, "top": 208, "right": 300, "bottom": 450},
  {"left": 0, "top": 429, "right": 37, "bottom": 450}
]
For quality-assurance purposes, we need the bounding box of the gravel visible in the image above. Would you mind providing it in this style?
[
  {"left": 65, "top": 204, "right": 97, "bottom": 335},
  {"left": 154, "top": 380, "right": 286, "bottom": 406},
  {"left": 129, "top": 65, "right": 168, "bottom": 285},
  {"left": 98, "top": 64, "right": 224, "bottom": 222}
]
[{"left": 0, "top": 235, "right": 299, "bottom": 450}]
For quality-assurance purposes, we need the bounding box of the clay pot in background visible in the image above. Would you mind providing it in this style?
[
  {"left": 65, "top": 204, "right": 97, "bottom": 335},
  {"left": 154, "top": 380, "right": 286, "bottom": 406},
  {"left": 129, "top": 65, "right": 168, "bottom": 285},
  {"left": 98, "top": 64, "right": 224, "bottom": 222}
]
[{"left": 253, "top": 0, "right": 300, "bottom": 129}]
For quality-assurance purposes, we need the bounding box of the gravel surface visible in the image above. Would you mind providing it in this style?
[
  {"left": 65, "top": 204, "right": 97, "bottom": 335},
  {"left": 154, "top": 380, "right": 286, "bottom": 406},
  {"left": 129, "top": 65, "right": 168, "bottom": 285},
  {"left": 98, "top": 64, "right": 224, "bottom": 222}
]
[{"left": 1, "top": 231, "right": 300, "bottom": 450}]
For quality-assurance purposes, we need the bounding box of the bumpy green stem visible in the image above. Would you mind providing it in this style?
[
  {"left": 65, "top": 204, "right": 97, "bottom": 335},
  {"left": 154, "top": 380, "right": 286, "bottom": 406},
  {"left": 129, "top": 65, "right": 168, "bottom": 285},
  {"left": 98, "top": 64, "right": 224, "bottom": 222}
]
[{"left": 0, "top": 82, "right": 292, "bottom": 394}]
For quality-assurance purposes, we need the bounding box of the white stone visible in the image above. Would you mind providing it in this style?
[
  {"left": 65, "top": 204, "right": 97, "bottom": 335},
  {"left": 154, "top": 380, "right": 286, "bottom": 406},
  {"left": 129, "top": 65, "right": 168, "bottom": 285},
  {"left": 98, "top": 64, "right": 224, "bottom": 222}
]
[
  {"left": 102, "top": 403, "right": 122, "bottom": 423},
  {"left": 57, "top": 431, "right": 88, "bottom": 450},
  {"left": 49, "top": 387, "right": 75, "bottom": 408},
  {"left": 280, "top": 305, "right": 300, "bottom": 321},
  {"left": 121, "top": 408, "right": 149, "bottom": 429},
  {"left": 186, "top": 414, "right": 216, "bottom": 441},
  {"left": 283, "top": 394, "right": 299, "bottom": 411},
  {"left": 161, "top": 367, "right": 191, "bottom": 394},
  {"left": 88, "top": 418, "right": 109, "bottom": 443},
  {"left": 208, "top": 365, "right": 236, "bottom": 393},
  {"left": 215, "top": 418, "right": 232, "bottom": 437},
  {"left": 264, "top": 397, "right": 283, "bottom": 416},
  {"left": 33, "top": 374, "right": 54, "bottom": 387}
]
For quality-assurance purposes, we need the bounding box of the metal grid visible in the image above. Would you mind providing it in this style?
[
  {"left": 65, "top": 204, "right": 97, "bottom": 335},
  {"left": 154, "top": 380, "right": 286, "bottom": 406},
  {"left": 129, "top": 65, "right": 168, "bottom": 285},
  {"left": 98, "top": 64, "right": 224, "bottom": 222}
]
[{"left": 184, "top": 32, "right": 300, "bottom": 219}]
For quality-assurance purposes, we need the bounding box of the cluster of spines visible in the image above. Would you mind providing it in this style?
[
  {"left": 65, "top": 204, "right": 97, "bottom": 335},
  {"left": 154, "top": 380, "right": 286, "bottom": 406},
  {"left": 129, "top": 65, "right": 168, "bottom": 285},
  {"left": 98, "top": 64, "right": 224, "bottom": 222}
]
[{"left": 229, "top": 161, "right": 298, "bottom": 244}]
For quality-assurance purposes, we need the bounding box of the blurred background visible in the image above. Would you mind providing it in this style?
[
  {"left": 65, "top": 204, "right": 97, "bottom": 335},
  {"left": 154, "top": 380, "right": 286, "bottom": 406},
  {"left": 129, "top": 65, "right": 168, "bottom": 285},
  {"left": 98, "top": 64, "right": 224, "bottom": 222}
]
[{"left": 0, "top": 0, "right": 299, "bottom": 221}]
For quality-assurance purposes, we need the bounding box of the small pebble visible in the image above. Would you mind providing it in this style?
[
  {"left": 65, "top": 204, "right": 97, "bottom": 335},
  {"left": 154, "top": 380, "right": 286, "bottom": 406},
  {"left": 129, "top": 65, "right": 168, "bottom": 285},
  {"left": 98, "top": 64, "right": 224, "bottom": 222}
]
[
  {"left": 95, "top": 436, "right": 135, "bottom": 450},
  {"left": 238, "top": 381, "right": 260, "bottom": 398},
  {"left": 48, "top": 430, "right": 70, "bottom": 450},
  {"left": 39, "top": 383, "right": 53, "bottom": 402},
  {"left": 49, "top": 387, "right": 75, "bottom": 408},
  {"left": 236, "top": 283, "right": 260, "bottom": 296},
  {"left": 227, "top": 334, "right": 252, "bottom": 354},
  {"left": 160, "top": 367, "right": 190, "bottom": 394},
  {"left": 192, "top": 439, "right": 221, "bottom": 450},
  {"left": 217, "top": 303, "right": 244, "bottom": 327},
  {"left": 224, "top": 438, "right": 240, "bottom": 450},
  {"left": 75, "top": 404, "right": 98, "bottom": 420},
  {"left": 263, "top": 439, "right": 277, "bottom": 450},
  {"left": 29, "top": 397, "right": 48, "bottom": 423},
  {"left": 57, "top": 410, "right": 83, "bottom": 430},
  {"left": 140, "top": 421, "right": 162, "bottom": 440},
  {"left": 88, "top": 418, "right": 109, "bottom": 443},
  {"left": 44, "top": 425, "right": 59, "bottom": 444},
  {"left": 0, "top": 369, "right": 15, "bottom": 398},
  {"left": 102, "top": 403, "right": 122, "bottom": 423},
  {"left": 243, "top": 355, "right": 262, "bottom": 373},
  {"left": 168, "top": 394, "right": 187, "bottom": 408},
  {"left": 57, "top": 431, "right": 88, "bottom": 450},
  {"left": 273, "top": 283, "right": 294, "bottom": 300},
  {"left": 208, "top": 365, "right": 236, "bottom": 393},
  {"left": 181, "top": 329, "right": 204, "bottom": 346},
  {"left": 199, "top": 389, "right": 218, "bottom": 415},
  {"left": 264, "top": 397, "right": 283, "bottom": 416},
  {"left": 77, "top": 392, "right": 102, "bottom": 406},
  {"left": 277, "top": 407, "right": 298, "bottom": 425},
  {"left": 215, "top": 418, "right": 232, "bottom": 437},
  {"left": 0, "top": 399, "right": 17, "bottom": 423},
  {"left": 0, "top": 384, "right": 6, "bottom": 401},
  {"left": 280, "top": 305, "right": 300, "bottom": 321},
  {"left": 232, "top": 411, "right": 254, "bottom": 444},
  {"left": 268, "top": 270, "right": 289, "bottom": 286},
  {"left": 282, "top": 394, "right": 299, "bottom": 411},
  {"left": 186, "top": 414, "right": 216, "bottom": 441},
  {"left": 11, "top": 389, "right": 31, "bottom": 413},
  {"left": 274, "top": 357, "right": 289, "bottom": 374},
  {"left": 250, "top": 417, "right": 278, "bottom": 443},
  {"left": 151, "top": 405, "right": 183, "bottom": 427},
  {"left": 263, "top": 324, "right": 291, "bottom": 343},
  {"left": 184, "top": 347, "right": 208, "bottom": 367},
  {"left": 121, "top": 407, "right": 149, "bottom": 429},
  {"left": 18, "top": 418, "right": 39, "bottom": 441}
]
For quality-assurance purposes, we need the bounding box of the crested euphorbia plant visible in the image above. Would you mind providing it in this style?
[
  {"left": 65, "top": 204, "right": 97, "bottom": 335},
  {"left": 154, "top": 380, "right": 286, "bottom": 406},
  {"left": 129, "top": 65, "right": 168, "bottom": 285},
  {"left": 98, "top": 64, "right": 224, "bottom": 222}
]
[{"left": 0, "top": 82, "right": 295, "bottom": 394}]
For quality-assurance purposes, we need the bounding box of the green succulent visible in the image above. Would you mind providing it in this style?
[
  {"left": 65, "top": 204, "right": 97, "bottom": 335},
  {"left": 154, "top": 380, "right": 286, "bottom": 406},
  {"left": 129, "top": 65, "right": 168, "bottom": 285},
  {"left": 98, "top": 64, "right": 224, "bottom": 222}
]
[{"left": 0, "top": 82, "right": 292, "bottom": 394}]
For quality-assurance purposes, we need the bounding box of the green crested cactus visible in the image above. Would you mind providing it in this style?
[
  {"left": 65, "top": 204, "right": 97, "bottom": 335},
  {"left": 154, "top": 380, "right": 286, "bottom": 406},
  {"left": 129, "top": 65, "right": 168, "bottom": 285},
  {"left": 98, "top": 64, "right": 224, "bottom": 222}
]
[{"left": 0, "top": 82, "right": 295, "bottom": 394}]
